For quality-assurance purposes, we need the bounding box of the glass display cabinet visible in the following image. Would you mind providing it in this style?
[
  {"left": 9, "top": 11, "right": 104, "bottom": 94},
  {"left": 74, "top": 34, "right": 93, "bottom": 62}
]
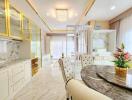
[
  {"left": 37, "top": 29, "right": 41, "bottom": 58},
  {"left": 22, "top": 15, "right": 30, "bottom": 40},
  {"left": 36, "top": 29, "right": 42, "bottom": 67},
  {"left": 9, "top": 5, "right": 22, "bottom": 39},
  {"left": 30, "top": 22, "right": 41, "bottom": 65},
  {"left": 0, "top": 0, "right": 8, "bottom": 36},
  {"left": 31, "top": 22, "right": 38, "bottom": 59}
]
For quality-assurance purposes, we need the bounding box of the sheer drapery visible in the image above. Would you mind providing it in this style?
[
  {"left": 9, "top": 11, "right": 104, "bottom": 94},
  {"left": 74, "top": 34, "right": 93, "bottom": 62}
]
[
  {"left": 76, "top": 26, "right": 92, "bottom": 54},
  {"left": 50, "top": 36, "right": 66, "bottom": 59},
  {"left": 110, "top": 21, "right": 120, "bottom": 47},
  {"left": 119, "top": 14, "right": 132, "bottom": 53},
  {"left": 50, "top": 36, "right": 74, "bottom": 59}
]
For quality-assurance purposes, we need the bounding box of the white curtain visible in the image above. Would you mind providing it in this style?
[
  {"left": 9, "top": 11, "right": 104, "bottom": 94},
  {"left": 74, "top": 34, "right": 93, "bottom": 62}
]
[
  {"left": 50, "top": 36, "right": 66, "bottom": 59},
  {"left": 66, "top": 36, "right": 74, "bottom": 57},
  {"left": 119, "top": 14, "right": 132, "bottom": 53}
]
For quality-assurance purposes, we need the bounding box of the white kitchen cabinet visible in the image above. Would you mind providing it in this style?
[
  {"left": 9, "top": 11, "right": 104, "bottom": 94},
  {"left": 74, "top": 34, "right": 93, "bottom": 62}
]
[
  {"left": 8, "top": 60, "right": 31, "bottom": 98},
  {"left": 0, "top": 60, "right": 32, "bottom": 99},
  {"left": 0, "top": 69, "right": 9, "bottom": 100},
  {"left": 24, "top": 60, "right": 32, "bottom": 83}
]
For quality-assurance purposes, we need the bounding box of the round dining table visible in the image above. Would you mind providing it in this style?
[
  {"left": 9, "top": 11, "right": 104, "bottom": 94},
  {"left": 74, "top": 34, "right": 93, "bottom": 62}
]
[{"left": 81, "top": 65, "right": 132, "bottom": 100}]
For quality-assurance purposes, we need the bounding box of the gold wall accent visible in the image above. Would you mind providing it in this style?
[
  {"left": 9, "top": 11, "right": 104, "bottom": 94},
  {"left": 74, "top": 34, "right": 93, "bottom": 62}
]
[
  {"left": 88, "top": 20, "right": 110, "bottom": 29},
  {"left": 25, "top": 0, "right": 52, "bottom": 32},
  {"left": 77, "top": 0, "right": 95, "bottom": 24}
]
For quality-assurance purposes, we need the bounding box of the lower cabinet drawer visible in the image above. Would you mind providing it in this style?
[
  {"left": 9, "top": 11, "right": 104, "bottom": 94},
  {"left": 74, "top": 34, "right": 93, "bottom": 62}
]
[
  {"left": 13, "top": 71, "right": 25, "bottom": 83},
  {"left": 12, "top": 64, "right": 24, "bottom": 75},
  {"left": 13, "top": 78, "right": 25, "bottom": 93},
  {"left": 9, "top": 78, "right": 25, "bottom": 97},
  {"left": 9, "top": 86, "right": 14, "bottom": 97}
]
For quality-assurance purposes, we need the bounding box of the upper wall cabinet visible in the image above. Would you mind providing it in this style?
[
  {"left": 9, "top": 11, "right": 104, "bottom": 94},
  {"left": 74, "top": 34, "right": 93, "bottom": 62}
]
[
  {"left": 22, "top": 15, "right": 31, "bottom": 40},
  {"left": 0, "top": 0, "right": 8, "bottom": 36},
  {"left": 9, "top": 5, "right": 22, "bottom": 39}
]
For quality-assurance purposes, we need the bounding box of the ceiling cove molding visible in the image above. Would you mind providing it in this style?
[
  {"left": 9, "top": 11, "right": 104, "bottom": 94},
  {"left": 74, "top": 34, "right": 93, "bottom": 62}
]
[
  {"left": 109, "top": 7, "right": 132, "bottom": 24},
  {"left": 77, "top": 0, "right": 95, "bottom": 24},
  {"left": 46, "top": 33, "right": 66, "bottom": 36},
  {"left": 51, "top": 29, "right": 74, "bottom": 33},
  {"left": 25, "top": 0, "right": 52, "bottom": 32}
]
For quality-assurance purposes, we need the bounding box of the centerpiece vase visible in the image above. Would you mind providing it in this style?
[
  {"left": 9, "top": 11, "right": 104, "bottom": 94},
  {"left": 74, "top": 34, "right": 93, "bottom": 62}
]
[{"left": 115, "top": 67, "right": 128, "bottom": 77}]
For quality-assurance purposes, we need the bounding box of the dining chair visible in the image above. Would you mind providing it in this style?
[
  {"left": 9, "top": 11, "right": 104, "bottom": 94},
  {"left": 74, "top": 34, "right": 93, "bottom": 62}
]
[
  {"left": 58, "top": 58, "right": 75, "bottom": 83},
  {"left": 67, "top": 79, "right": 112, "bottom": 100},
  {"left": 80, "top": 54, "right": 94, "bottom": 67},
  {"left": 58, "top": 58, "right": 75, "bottom": 100}
]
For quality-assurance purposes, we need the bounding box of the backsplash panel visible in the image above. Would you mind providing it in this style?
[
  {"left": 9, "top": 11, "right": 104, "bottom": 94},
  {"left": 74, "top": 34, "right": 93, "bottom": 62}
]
[{"left": 0, "top": 39, "right": 21, "bottom": 61}]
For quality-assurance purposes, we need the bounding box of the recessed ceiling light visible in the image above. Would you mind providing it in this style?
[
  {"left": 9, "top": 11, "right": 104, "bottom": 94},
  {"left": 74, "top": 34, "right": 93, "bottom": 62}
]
[
  {"left": 75, "top": 13, "right": 78, "bottom": 17},
  {"left": 110, "top": 6, "right": 116, "bottom": 10},
  {"left": 46, "top": 13, "right": 50, "bottom": 16}
]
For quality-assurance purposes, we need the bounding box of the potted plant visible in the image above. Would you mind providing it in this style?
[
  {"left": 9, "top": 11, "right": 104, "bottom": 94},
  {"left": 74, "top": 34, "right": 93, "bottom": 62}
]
[{"left": 113, "top": 43, "right": 131, "bottom": 77}]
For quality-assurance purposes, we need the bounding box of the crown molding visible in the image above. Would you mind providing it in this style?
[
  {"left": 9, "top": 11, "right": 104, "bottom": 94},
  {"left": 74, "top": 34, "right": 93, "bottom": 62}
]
[
  {"left": 77, "top": 0, "right": 95, "bottom": 24},
  {"left": 109, "top": 7, "right": 132, "bottom": 24},
  {"left": 25, "top": 0, "right": 52, "bottom": 32}
]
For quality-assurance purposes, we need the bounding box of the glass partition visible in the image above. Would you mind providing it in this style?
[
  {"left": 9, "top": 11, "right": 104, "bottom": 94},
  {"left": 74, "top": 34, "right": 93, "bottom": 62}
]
[
  {"left": 92, "top": 30, "right": 116, "bottom": 66},
  {"left": 92, "top": 30, "right": 116, "bottom": 53},
  {"left": 30, "top": 22, "right": 41, "bottom": 67},
  {"left": 31, "top": 23, "right": 37, "bottom": 58}
]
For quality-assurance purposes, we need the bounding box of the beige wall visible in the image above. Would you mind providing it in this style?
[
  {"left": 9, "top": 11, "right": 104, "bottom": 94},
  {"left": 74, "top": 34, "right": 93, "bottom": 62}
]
[{"left": 88, "top": 20, "right": 110, "bottom": 29}]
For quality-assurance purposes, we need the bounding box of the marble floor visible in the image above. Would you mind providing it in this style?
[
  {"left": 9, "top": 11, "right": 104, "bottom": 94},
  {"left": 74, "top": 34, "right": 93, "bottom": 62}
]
[{"left": 13, "top": 61, "right": 66, "bottom": 100}]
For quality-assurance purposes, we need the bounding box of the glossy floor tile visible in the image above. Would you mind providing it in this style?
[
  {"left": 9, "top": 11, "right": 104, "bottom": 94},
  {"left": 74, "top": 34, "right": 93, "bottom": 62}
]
[{"left": 13, "top": 61, "right": 66, "bottom": 100}]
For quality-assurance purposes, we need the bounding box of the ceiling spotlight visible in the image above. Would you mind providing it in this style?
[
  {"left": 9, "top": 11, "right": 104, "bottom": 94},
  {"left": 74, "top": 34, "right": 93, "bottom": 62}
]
[
  {"left": 46, "top": 13, "right": 50, "bottom": 16},
  {"left": 110, "top": 6, "right": 116, "bottom": 10},
  {"left": 75, "top": 13, "right": 78, "bottom": 17}
]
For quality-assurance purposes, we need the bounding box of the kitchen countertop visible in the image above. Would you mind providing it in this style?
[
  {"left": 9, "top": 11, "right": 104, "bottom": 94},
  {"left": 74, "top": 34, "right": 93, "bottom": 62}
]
[
  {"left": 0, "top": 58, "right": 31, "bottom": 71},
  {"left": 81, "top": 65, "right": 132, "bottom": 100}
]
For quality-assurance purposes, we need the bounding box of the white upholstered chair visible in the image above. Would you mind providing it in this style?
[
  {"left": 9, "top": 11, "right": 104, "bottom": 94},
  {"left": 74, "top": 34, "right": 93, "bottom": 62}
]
[
  {"left": 58, "top": 58, "right": 75, "bottom": 100},
  {"left": 67, "top": 79, "right": 112, "bottom": 100},
  {"left": 58, "top": 58, "right": 74, "bottom": 83},
  {"left": 80, "top": 54, "right": 94, "bottom": 67}
]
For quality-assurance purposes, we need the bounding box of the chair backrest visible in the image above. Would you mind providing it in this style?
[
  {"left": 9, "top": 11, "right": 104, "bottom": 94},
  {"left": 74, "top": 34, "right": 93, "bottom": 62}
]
[
  {"left": 58, "top": 58, "right": 74, "bottom": 84},
  {"left": 67, "top": 79, "right": 112, "bottom": 100},
  {"left": 81, "top": 54, "right": 94, "bottom": 67},
  {"left": 58, "top": 59, "right": 67, "bottom": 83}
]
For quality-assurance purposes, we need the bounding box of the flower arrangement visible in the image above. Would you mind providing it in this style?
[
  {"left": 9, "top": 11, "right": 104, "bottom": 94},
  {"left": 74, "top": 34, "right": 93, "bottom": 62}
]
[{"left": 113, "top": 43, "right": 131, "bottom": 68}]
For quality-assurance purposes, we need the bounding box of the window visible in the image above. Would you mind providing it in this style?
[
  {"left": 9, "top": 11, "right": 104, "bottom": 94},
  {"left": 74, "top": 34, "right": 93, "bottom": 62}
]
[
  {"left": 50, "top": 36, "right": 66, "bottom": 59},
  {"left": 120, "top": 14, "right": 132, "bottom": 53}
]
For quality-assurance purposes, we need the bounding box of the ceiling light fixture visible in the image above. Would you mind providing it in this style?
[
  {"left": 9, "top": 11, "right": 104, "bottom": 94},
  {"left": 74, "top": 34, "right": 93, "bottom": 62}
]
[
  {"left": 46, "top": 9, "right": 77, "bottom": 22},
  {"left": 110, "top": 5, "right": 116, "bottom": 10},
  {"left": 56, "top": 9, "right": 68, "bottom": 22}
]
